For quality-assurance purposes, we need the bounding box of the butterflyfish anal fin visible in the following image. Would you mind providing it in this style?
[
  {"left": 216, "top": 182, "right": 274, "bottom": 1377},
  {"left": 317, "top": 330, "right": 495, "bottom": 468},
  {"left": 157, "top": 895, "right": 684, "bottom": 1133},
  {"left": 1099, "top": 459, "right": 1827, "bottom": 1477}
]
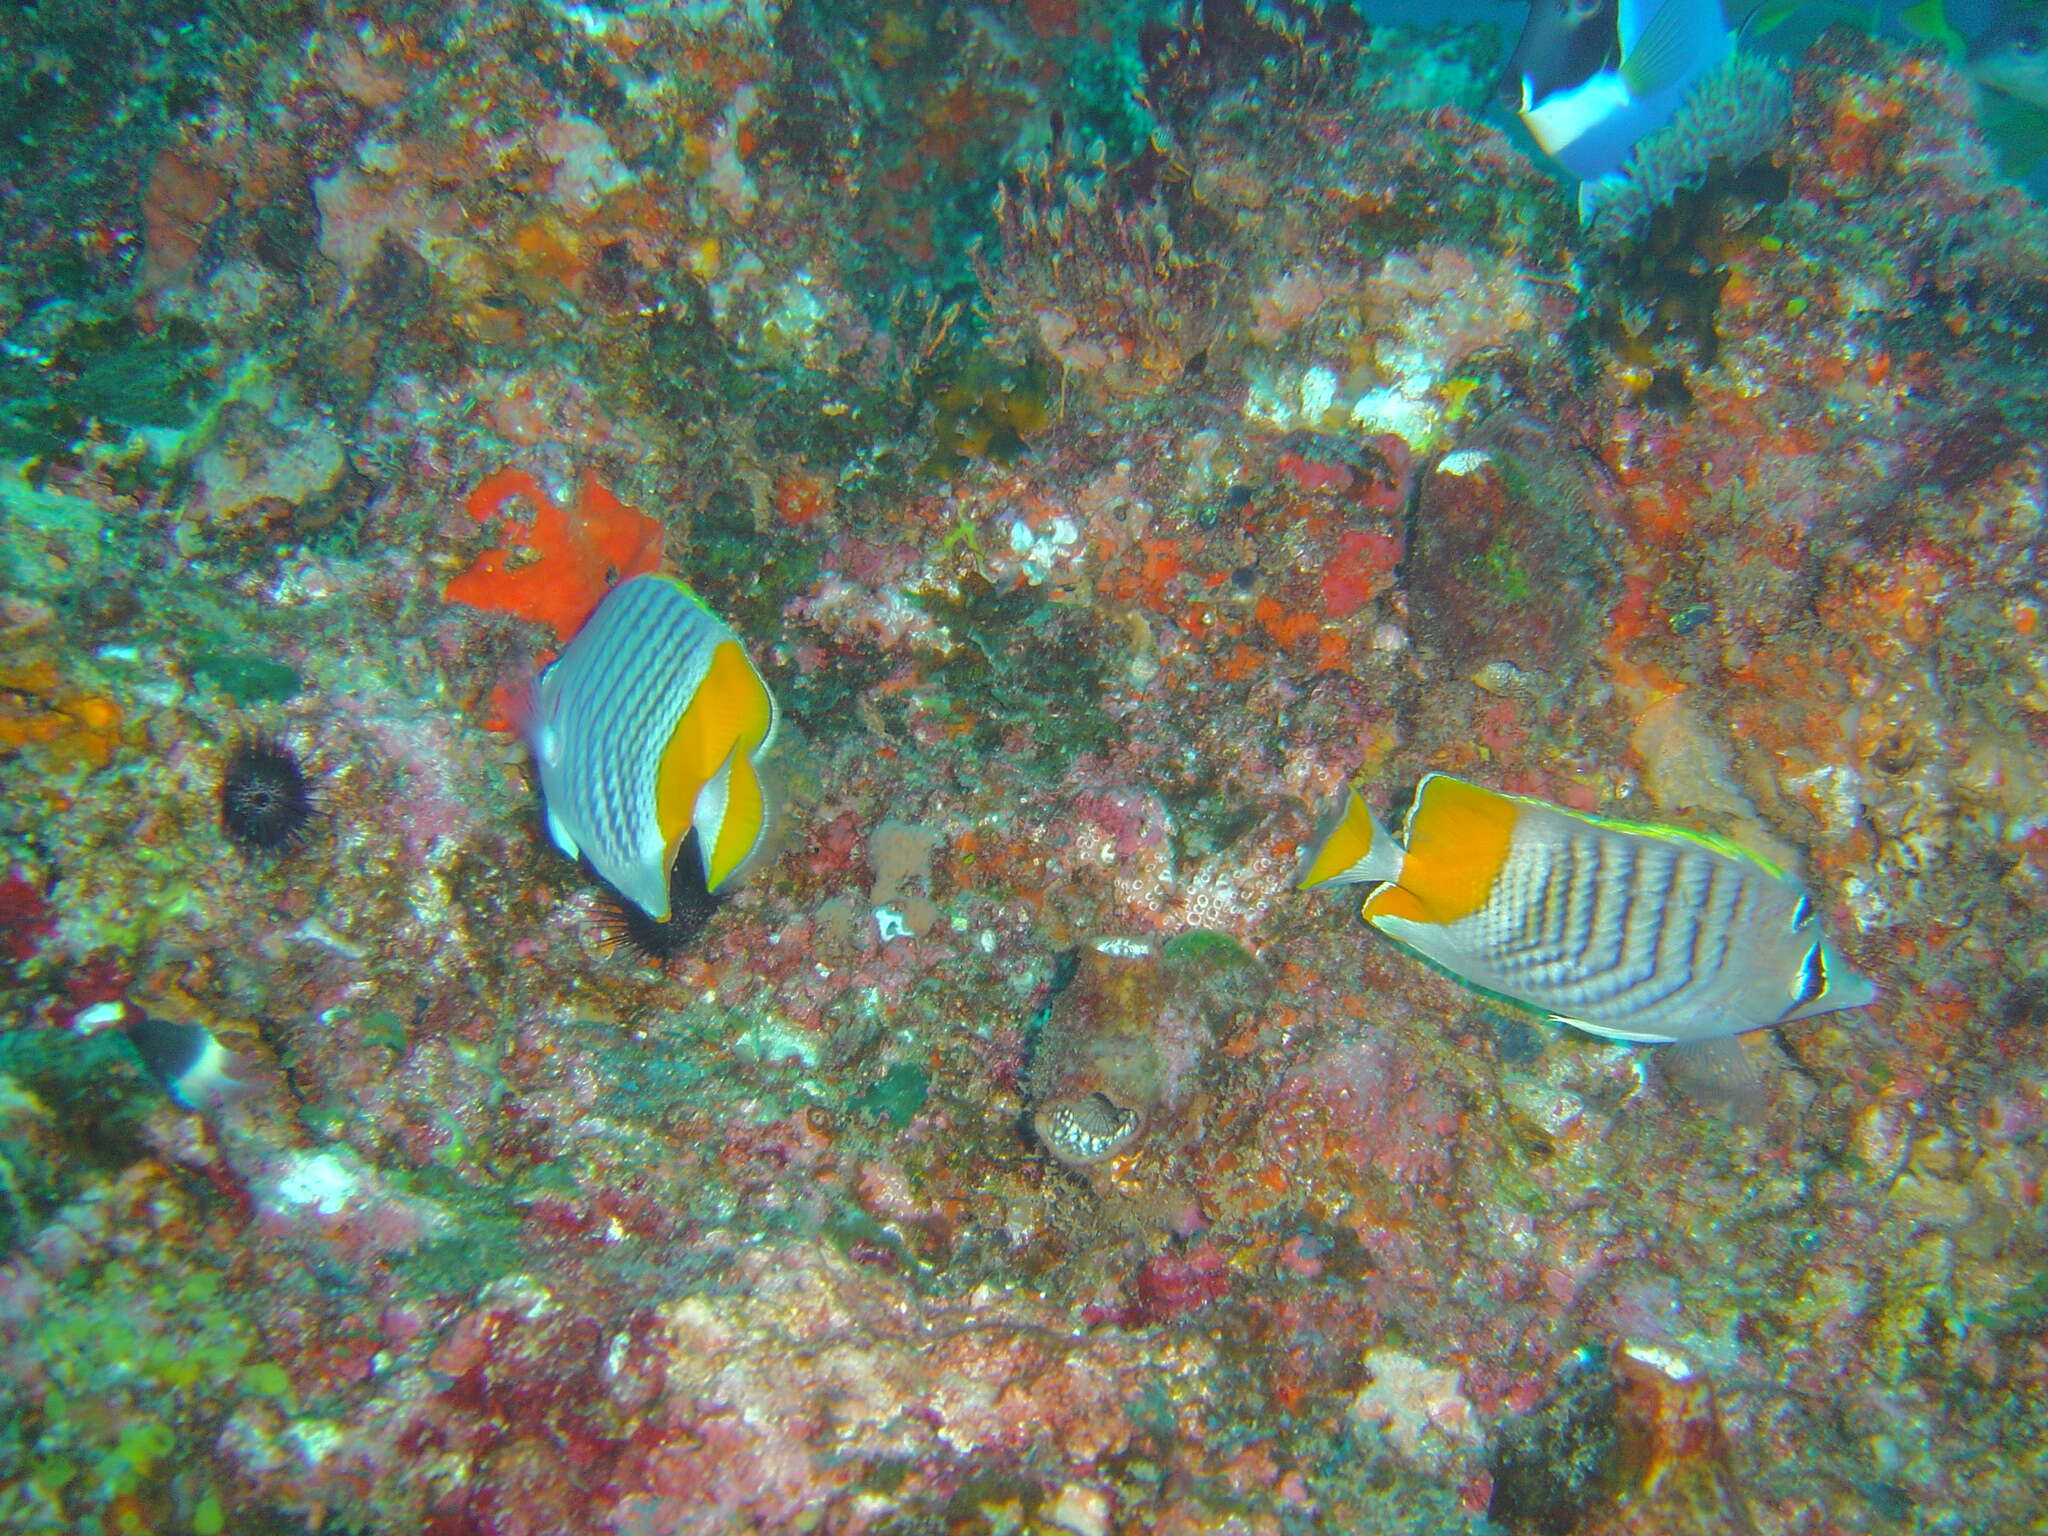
[
  {"left": 1297, "top": 787, "right": 1404, "bottom": 892},
  {"left": 1367, "top": 774, "right": 1519, "bottom": 926},
  {"left": 702, "top": 744, "right": 768, "bottom": 892},
  {"left": 1552, "top": 1013, "right": 1682, "bottom": 1045}
]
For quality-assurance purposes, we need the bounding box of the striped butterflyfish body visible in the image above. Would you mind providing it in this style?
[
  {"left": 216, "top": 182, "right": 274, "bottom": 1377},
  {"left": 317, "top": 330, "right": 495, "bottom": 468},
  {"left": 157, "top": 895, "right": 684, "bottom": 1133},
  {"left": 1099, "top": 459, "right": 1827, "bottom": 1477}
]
[
  {"left": 531, "top": 573, "right": 776, "bottom": 921},
  {"left": 1298, "top": 774, "right": 1876, "bottom": 1044}
]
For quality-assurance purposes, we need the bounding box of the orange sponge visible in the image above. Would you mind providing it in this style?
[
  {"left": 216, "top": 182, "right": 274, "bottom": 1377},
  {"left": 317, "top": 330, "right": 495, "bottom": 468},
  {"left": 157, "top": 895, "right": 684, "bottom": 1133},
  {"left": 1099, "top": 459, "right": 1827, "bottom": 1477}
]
[{"left": 442, "top": 469, "right": 665, "bottom": 642}]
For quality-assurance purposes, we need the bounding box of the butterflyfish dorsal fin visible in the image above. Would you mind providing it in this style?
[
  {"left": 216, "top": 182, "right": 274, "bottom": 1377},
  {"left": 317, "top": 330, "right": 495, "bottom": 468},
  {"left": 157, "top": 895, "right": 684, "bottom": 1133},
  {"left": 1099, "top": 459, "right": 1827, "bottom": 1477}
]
[{"left": 1621, "top": 0, "right": 1728, "bottom": 98}]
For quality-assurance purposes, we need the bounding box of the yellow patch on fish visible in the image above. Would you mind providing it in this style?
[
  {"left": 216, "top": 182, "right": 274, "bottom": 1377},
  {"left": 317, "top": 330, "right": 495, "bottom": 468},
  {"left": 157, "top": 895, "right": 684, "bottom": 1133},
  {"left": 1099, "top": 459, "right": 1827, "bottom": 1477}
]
[
  {"left": 654, "top": 639, "right": 774, "bottom": 893},
  {"left": 1362, "top": 775, "right": 1518, "bottom": 926}
]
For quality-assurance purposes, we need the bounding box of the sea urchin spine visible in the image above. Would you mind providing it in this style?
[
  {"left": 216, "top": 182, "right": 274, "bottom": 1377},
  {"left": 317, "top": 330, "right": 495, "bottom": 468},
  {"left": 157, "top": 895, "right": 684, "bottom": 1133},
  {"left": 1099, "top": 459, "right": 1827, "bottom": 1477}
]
[
  {"left": 219, "top": 733, "right": 318, "bottom": 855},
  {"left": 593, "top": 827, "right": 725, "bottom": 963}
]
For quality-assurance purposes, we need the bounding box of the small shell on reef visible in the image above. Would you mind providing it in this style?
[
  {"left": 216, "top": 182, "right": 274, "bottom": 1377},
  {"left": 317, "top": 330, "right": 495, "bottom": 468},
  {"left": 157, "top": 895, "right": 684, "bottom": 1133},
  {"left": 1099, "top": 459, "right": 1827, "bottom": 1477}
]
[
  {"left": 1471, "top": 659, "right": 1547, "bottom": 701},
  {"left": 1041, "top": 1093, "right": 1142, "bottom": 1164},
  {"left": 1024, "top": 931, "right": 1268, "bottom": 1171},
  {"left": 1026, "top": 939, "right": 1166, "bottom": 1168}
]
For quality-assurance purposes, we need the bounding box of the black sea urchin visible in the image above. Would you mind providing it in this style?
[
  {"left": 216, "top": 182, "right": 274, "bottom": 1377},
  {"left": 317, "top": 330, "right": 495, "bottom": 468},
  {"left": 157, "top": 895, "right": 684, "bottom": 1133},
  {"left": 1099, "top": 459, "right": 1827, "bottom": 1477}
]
[
  {"left": 219, "top": 734, "right": 318, "bottom": 854},
  {"left": 595, "top": 827, "right": 723, "bottom": 962}
]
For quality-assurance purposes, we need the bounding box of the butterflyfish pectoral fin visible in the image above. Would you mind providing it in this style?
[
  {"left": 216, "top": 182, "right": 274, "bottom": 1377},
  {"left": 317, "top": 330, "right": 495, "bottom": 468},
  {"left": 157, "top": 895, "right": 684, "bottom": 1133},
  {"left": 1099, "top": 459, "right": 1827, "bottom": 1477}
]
[
  {"left": 1297, "top": 787, "right": 1405, "bottom": 892},
  {"left": 1655, "top": 1033, "right": 1774, "bottom": 1126},
  {"left": 697, "top": 743, "right": 768, "bottom": 893},
  {"left": 544, "top": 803, "right": 582, "bottom": 863}
]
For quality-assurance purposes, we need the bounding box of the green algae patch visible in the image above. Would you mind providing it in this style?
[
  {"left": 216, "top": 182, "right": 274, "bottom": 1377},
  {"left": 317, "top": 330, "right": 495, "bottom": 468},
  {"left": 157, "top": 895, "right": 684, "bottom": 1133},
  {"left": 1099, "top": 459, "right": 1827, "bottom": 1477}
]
[
  {"left": 0, "top": 1032, "right": 157, "bottom": 1252},
  {"left": 0, "top": 1248, "right": 267, "bottom": 1536},
  {"left": 1488, "top": 1348, "right": 1623, "bottom": 1536},
  {"left": 0, "top": 315, "right": 214, "bottom": 466},
  {"left": 189, "top": 651, "right": 302, "bottom": 705},
  {"left": 242, "top": 1362, "right": 293, "bottom": 1399},
  {"left": 396, "top": 1204, "right": 525, "bottom": 1301},
  {"left": 852, "top": 1062, "right": 929, "bottom": 1129},
  {"left": 689, "top": 487, "right": 823, "bottom": 639},
  {"left": 1160, "top": 929, "right": 1269, "bottom": 1022},
  {"left": 1160, "top": 928, "right": 1256, "bottom": 976},
  {"left": 912, "top": 573, "right": 1116, "bottom": 773}
]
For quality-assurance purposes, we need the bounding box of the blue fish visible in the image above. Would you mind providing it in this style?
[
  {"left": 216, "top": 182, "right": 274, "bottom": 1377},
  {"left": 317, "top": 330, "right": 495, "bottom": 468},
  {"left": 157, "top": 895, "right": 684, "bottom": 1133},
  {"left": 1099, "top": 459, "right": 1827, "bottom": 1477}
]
[{"left": 1500, "top": 0, "right": 1735, "bottom": 182}]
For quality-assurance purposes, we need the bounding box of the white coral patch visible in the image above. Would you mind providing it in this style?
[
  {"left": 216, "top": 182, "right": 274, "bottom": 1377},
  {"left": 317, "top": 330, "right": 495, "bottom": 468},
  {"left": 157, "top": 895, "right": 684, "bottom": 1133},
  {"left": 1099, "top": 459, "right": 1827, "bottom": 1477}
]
[
  {"left": 1351, "top": 1349, "right": 1482, "bottom": 1468},
  {"left": 272, "top": 1150, "right": 362, "bottom": 1217}
]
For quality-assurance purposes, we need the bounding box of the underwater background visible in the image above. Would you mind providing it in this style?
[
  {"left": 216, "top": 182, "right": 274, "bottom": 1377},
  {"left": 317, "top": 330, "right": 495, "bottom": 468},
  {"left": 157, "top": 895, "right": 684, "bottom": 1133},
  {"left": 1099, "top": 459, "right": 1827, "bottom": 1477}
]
[{"left": 2, "top": 1, "right": 2045, "bottom": 1532}]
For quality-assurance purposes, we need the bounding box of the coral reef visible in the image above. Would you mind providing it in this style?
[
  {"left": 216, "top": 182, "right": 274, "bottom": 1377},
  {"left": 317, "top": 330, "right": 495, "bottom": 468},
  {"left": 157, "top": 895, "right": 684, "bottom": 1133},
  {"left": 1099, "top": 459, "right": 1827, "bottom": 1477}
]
[
  {"left": 0, "top": 3, "right": 2045, "bottom": 1534},
  {"left": 1581, "top": 53, "right": 1796, "bottom": 245},
  {"left": 442, "top": 469, "right": 667, "bottom": 644}
]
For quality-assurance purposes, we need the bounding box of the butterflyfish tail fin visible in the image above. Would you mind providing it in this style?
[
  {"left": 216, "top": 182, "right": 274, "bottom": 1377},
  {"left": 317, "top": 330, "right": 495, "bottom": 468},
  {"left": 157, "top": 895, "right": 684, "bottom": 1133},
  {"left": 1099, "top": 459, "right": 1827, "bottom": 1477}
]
[
  {"left": 1782, "top": 941, "right": 1877, "bottom": 1022},
  {"left": 1297, "top": 787, "right": 1405, "bottom": 892}
]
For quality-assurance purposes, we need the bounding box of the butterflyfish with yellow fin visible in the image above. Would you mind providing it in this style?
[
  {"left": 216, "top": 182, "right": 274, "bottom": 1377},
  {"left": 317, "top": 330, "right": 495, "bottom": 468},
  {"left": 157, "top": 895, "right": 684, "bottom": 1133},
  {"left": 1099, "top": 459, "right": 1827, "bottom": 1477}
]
[
  {"left": 1298, "top": 774, "right": 1875, "bottom": 1044},
  {"left": 530, "top": 573, "right": 777, "bottom": 922}
]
